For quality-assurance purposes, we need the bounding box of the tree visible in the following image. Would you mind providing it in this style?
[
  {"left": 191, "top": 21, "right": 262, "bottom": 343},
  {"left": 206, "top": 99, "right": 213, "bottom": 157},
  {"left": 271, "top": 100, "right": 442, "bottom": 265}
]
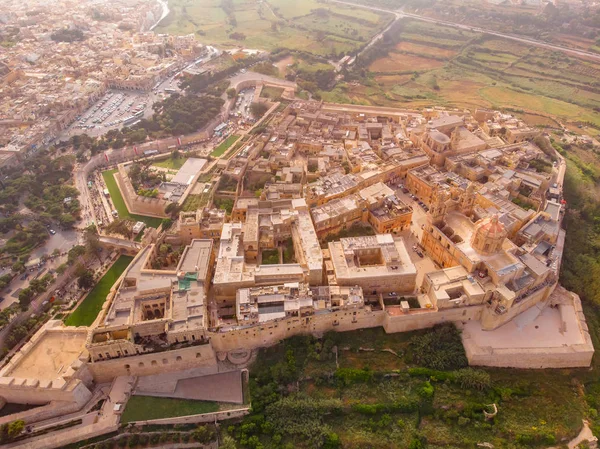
[
  {"left": 161, "top": 218, "right": 173, "bottom": 230},
  {"left": 7, "top": 420, "right": 24, "bottom": 439},
  {"left": 29, "top": 278, "right": 47, "bottom": 294},
  {"left": 105, "top": 218, "right": 134, "bottom": 240},
  {"left": 59, "top": 213, "right": 77, "bottom": 229},
  {"left": 227, "top": 88, "right": 237, "bottom": 99},
  {"left": 165, "top": 202, "right": 182, "bottom": 218},
  {"left": 250, "top": 102, "right": 269, "bottom": 119},
  {"left": 67, "top": 245, "right": 86, "bottom": 265},
  {"left": 18, "top": 287, "right": 35, "bottom": 308},
  {"left": 220, "top": 435, "right": 237, "bottom": 449},
  {"left": 56, "top": 263, "right": 68, "bottom": 275},
  {"left": 11, "top": 261, "right": 24, "bottom": 273},
  {"left": 77, "top": 269, "right": 95, "bottom": 290},
  {"left": 192, "top": 425, "right": 215, "bottom": 443},
  {"left": 84, "top": 225, "right": 102, "bottom": 261},
  {"left": 409, "top": 323, "right": 468, "bottom": 370},
  {"left": 323, "top": 433, "right": 342, "bottom": 449}
]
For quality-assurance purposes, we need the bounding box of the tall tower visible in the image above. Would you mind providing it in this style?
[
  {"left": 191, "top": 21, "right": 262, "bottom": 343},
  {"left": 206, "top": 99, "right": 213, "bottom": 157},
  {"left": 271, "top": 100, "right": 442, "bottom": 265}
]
[
  {"left": 428, "top": 187, "right": 450, "bottom": 226},
  {"left": 459, "top": 182, "right": 477, "bottom": 217}
]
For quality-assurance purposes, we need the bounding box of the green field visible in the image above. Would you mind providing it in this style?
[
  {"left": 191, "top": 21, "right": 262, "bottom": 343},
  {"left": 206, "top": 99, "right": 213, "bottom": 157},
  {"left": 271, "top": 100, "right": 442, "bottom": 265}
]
[
  {"left": 155, "top": 0, "right": 392, "bottom": 57},
  {"left": 120, "top": 396, "right": 219, "bottom": 424},
  {"left": 151, "top": 155, "right": 188, "bottom": 170},
  {"left": 336, "top": 19, "right": 600, "bottom": 129},
  {"left": 101, "top": 169, "right": 163, "bottom": 228},
  {"left": 211, "top": 134, "right": 240, "bottom": 157},
  {"left": 64, "top": 256, "right": 133, "bottom": 327}
]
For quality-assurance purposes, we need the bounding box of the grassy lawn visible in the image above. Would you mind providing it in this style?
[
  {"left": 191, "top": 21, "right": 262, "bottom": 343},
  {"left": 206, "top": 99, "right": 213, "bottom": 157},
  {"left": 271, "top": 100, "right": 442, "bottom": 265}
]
[
  {"left": 101, "top": 169, "right": 163, "bottom": 228},
  {"left": 120, "top": 396, "right": 219, "bottom": 424},
  {"left": 260, "top": 86, "right": 285, "bottom": 100},
  {"left": 64, "top": 255, "right": 133, "bottom": 327},
  {"left": 152, "top": 156, "right": 188, "bottom": 170},
  {"left": 211, "top": 134, "right": 240, "bottom": 158}
]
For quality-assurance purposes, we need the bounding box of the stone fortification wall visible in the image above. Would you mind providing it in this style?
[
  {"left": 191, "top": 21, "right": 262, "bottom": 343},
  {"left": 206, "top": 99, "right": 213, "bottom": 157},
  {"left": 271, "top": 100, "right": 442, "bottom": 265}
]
[
  {"left": 128, "top": 407, "right": 250, "bottom": 426},
  {"left": 114, "top": 164, "right": 168, "bottom": 218},
  {"left": 0, "top": 400, "right": 82, "bottom": 426},
  {"left": 87, "top": 343, "right": 216, "bottom": 383},
  {"left": 0, "top": 378, "right": 92, "bottom": 406},
  {"left": 481, "top": 281, "right": 555, "bottom": 330},
  {"left": 463, "top": 289, "right": 595, "bottom": 369},
  {"left": 383, "top": 305, "right": 484, "bottom": 334}
]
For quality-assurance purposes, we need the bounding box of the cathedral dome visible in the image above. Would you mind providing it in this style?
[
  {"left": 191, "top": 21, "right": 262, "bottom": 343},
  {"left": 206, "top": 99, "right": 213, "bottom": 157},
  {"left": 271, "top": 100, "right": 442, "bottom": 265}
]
[{"left": 471, "top": 214, "right": 507, "bottom": 255}]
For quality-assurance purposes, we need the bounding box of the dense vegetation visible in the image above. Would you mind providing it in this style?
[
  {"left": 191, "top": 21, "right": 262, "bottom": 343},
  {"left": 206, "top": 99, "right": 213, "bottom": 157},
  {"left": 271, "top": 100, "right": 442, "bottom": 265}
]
[
  {"left": 559, "top": 140, "right": 600, "bottom": 308},
  {"left": 225, "top": 324, "right": 588, "bottom": 448},
  {"left": 0, "top": 153, "right": 80, "bottom": 260},
  {"left": 137, "top": 93, "right": 225, "bottom": 137}
]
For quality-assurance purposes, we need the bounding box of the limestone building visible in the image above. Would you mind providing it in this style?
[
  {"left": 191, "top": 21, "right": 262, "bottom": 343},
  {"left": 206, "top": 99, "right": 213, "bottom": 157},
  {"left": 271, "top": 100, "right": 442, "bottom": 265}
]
[
  {"left": 87, "top": 239, "right": 214, "bottom": 361},
  {"left": 213, "top": 198, "right": 323, "bottom": 300},
  {"left": 328, "top": 234, "right": 417, "bottom": 294}
]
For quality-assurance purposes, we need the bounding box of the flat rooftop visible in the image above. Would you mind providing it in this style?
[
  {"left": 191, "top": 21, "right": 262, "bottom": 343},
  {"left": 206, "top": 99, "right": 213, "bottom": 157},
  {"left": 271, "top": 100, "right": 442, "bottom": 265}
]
[
  {"left": 462, "top": 300, "right": 585, "bottom": 349},
  {"left": 171, "top": 158, "right": 207, "bottom": 185},
  {"left": 6, "top": 330, "right": 87, "bottom": 381},
  {"left": 178, "top": 239, "right": 213, "bottom": 276}
]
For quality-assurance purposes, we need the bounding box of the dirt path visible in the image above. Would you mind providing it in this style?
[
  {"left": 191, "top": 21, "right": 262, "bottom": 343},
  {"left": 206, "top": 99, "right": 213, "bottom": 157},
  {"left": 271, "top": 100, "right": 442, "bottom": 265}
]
[{"left": 567, "top": 420, "right": 595, "bottom": 449}]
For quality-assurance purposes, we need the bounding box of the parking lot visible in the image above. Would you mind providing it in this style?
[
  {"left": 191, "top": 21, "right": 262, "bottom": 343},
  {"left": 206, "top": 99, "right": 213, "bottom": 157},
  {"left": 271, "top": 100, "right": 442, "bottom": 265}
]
[
  {"left": 63, "top": 90, "right": 154, "bottom": 138},
  {"left": 231, "top": 87, "right": 256, "bottom": 121}
]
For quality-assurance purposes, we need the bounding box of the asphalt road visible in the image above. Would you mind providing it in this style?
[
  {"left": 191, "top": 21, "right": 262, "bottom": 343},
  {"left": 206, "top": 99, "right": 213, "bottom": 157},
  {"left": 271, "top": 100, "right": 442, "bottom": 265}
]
[
  {"left": 28, "top": 229, "right": 79, "bottom": 262},
  {"left": 330, "top": 0, "right": 600, "bottom": 64}
]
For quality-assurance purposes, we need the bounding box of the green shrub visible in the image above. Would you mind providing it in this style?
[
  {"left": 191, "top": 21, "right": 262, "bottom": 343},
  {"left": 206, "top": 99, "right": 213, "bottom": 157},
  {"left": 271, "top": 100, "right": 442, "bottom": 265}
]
[
  {"left": 334, "top": 368, "right": 374, "bottom": 385},
  {"left": 409, "top": 323, "right": 468, "bottom": 370},
  {"left": 418, "top": 381, "right": 434, "bottom": 399},
  {"left": 454, "top": 368, "right": 492, "bottom": 391},
  {"left": 407, "top": 367, "right": 455, "bottom": 381}
]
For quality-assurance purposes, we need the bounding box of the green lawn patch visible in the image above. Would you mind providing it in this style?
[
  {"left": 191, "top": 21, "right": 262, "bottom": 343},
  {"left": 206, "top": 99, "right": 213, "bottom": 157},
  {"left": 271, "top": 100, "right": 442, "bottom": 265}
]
[
  {"left": 120, "top": 396, "right": 219, "bottom": 424},
  {"left": 101, "top": 169, "right": 163, "bottom": 228},
  {"left": 260, "top": 86, "right": 285, "bottom": 100},
  {"left": 182, "top": 194, "right": 202, "bottom": 212},
  {"left": 211, "top": 135, "right": 240, "bottom": 158},
  {"left": 64, "top": 255, "right": 133, "bottom": 327},
  {"left": 261, "top": 249, "right": 280, "bottom": 265},
  {"left": 152, "top": 156, "right": 188, "bottom": 170}
]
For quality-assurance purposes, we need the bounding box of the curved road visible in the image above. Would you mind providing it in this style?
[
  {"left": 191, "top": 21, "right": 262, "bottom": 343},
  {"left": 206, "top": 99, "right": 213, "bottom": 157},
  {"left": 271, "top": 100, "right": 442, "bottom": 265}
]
[{"left": 330, "top": 0, "right": 600, "bottom": 63}]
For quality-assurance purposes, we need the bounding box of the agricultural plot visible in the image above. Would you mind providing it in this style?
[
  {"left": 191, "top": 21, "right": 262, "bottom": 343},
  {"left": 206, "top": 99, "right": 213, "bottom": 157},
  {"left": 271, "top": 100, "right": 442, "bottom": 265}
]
[
  {"left": 369, "top": 53, "right": 445, "bottom": 73},
  {"left": 349, "top": 19, "right": 600, "bottom": 128},
  {"left": 156, "top": 0, "right": 392, "bottom": 57}
]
